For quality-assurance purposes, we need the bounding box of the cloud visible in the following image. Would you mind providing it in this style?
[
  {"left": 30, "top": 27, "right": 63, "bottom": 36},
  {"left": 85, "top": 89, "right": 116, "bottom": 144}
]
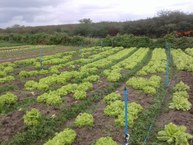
[
  {"left": 0, "top": 0, "right": 65, "bottom": 8},
  {"left": 0, "top": 0, "right": 193, "bottom": 28}
]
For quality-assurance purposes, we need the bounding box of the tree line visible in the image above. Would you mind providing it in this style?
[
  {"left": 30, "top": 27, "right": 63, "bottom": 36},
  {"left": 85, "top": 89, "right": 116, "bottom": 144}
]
[{"left": 1, "top": 10, "right": 193, "bottom": 38}]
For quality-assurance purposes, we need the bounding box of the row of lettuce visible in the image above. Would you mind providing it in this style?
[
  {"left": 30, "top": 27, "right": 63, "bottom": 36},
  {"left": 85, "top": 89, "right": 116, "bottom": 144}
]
[
  {"left": 0, "top": 45, "right": 56, "bottom": 52},
  {"left": 1, "top": 47, "right": 193, "bottom": 85},
  {"left": 0, "top": 46, "right": 113, "bottom": 84}
]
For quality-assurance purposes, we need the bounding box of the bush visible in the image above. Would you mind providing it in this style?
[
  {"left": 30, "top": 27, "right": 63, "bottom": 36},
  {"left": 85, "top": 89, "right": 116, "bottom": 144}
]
[
  {"left": 0, "top": 33, "right": 97, "bottom": 46},
  {"left": 101, "top": 34, "right": 193, "bottom": 49}
]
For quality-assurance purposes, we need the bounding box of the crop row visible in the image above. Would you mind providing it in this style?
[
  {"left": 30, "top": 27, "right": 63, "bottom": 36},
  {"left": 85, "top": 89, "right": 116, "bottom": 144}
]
[{"left": 172, "top": 49, "right": 193, "bottom": 71}]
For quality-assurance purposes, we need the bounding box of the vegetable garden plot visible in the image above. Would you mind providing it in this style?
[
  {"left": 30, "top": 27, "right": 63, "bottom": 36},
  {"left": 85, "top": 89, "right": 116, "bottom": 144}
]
[
  {"left": 0, "top": 46, "right": 133, "bottom": 143},
  {"left": 0, "top": 45, "right": 193, "bottom": 145}
]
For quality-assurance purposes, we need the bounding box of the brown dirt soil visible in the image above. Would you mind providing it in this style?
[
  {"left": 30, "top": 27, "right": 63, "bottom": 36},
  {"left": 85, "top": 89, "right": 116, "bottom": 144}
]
[
  {"left": 29, "top": 103, "right": 60, "bottom": 117},
  {"left": 14, "top": 89, "right": 37, "bottom": 100},
  {"left": 155, "top": 71, "right": 193, "bottom": 135},
  {"left": 64, "top": 94, "right": 80, "bottom": 107},
  {"left": 92, "top": 77, "right": 110, "bottom": 91},
  {"left": 0, "top": 111, "right": 24, "bottom": 143}
]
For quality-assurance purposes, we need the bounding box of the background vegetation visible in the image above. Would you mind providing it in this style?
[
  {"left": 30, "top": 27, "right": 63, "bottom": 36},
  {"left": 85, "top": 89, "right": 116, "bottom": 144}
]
[{"left": 0, "top": 10, "right": 193, "bottom": 48}]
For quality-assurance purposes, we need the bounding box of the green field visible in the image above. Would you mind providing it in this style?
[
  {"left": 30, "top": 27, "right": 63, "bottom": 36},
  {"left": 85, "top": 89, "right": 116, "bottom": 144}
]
[{"left": 0, "top": 45, "right": 193, "bottom": 145}]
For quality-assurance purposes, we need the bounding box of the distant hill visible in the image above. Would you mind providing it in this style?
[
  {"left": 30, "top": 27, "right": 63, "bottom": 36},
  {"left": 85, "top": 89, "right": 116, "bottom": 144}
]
[{"left": 1, "top": 10, "right": 193, "bottom": 38}]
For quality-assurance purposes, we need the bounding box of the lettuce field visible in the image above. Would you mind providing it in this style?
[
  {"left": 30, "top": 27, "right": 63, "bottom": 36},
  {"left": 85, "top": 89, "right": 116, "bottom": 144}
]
[{"left": 0, "top": 45, "right": 193, "bottom": 145}]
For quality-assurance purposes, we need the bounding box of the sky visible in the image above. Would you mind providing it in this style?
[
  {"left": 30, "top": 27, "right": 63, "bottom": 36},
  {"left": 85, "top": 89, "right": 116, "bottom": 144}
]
[{"left": 0, "top": 0, "right": 193, "bottom": 28}]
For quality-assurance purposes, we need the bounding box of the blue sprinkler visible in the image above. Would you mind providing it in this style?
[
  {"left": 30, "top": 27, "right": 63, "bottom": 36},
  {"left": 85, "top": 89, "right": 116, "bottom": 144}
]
[{"left": 124, "top": 86, "right": 129, "bottom": 145}]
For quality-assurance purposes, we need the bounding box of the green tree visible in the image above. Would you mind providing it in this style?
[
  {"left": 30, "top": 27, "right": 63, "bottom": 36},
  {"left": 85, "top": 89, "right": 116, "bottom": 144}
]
[{"left": 79, "top": 18, "right": 92, "bottom": 24}]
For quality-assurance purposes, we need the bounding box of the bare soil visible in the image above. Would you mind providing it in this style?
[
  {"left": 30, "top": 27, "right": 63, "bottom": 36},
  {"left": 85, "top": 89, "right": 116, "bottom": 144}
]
[
  {"left": 0, "top": 111, "right": 24, "bottom": 143},
  {"left": 29, "top": 103, "right": 60, "bottom": 117}
]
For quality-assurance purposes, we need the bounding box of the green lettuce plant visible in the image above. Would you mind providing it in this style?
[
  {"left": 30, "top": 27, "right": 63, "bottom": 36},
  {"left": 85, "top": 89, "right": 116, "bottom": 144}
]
[
  {"left": 169, "top": 81, "right": 191, "bottom": 111},
  {"left": 44, "top": 128, "right": 76, "bottom": 145},
  {"left": 95, "top": 137, "right": 118, "bottom": 145},
  {"left": 103, "top": 92, "right": 121, "bottom": 105},
  {"left": 126, "top": 75, "right": 161, "bottom": 95},
  {"left": 169, "top": 96, "right": 192, "bottom": 111},
  {"left": 23, "top": 108, "right": 42, "bottom": 126},
  {"left": 104, "top": 100, "right": 124, "bottom": 117},
  {"left": 173, "top": 81, "right": 190, "bottom": 92},
  {"left": 0, "top": 92, "right": 18, "bottom": 110},
  {"left": 157, "top": 123, "right": 193, "bottom": 145},
  {"left": 74, "top": 113, "right": 94, "bottom": 127}
]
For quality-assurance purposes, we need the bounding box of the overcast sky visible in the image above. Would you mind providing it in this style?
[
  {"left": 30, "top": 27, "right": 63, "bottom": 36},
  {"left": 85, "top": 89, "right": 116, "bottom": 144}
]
[{"left": 0, "top": 0, "right": 193, "bottom": 28}]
